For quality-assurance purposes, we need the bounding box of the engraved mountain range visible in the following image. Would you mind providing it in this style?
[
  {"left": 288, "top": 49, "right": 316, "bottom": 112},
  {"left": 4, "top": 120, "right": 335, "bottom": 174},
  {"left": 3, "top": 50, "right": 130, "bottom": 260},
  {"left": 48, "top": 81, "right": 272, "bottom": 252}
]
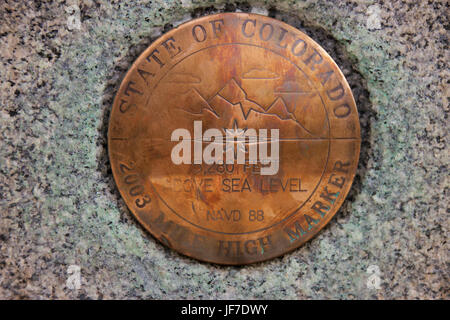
[{"left": 178, "top": 78, "right": 320, "bottom": 137}]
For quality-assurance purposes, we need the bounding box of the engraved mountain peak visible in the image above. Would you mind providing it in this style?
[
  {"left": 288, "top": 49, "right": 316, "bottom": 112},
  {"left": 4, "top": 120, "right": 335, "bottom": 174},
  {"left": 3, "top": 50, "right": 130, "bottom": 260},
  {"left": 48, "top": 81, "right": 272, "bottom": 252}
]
[
  {"left": 265, "top": 97, "right": 295, "bottom": 121},
  {"left": 180, "top": 88, "right": 218, "bottom": 116},
  {"left": 217, "top": 78, "right": 246, "bottom": 104}
]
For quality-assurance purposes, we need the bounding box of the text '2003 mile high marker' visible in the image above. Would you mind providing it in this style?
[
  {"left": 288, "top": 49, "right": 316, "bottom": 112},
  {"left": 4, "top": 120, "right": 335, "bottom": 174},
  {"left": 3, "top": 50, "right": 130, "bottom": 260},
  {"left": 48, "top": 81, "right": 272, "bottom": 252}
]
[{"left": 108, "top": 13, "right": 361, "bottom": 265}]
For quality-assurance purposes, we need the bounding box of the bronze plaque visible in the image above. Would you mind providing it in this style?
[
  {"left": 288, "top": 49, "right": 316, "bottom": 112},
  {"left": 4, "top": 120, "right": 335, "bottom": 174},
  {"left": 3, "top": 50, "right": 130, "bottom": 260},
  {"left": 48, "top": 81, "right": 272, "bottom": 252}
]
[{"left": 108, "top": 13, "right": 360, "bottom": 265}]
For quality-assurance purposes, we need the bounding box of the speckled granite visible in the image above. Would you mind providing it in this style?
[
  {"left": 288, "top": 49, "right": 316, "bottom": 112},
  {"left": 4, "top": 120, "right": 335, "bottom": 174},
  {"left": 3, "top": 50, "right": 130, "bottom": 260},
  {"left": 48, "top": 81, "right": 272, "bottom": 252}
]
[{"left": 0, "top": 0, "right": 448, "bottom": 299}]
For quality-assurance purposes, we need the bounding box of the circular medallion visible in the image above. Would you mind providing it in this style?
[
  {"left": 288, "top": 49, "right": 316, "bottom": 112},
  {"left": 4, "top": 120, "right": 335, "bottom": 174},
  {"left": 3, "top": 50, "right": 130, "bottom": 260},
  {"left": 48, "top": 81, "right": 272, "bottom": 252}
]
[{"left": 108, "top": 13, "right": 361, "bottom": 265}]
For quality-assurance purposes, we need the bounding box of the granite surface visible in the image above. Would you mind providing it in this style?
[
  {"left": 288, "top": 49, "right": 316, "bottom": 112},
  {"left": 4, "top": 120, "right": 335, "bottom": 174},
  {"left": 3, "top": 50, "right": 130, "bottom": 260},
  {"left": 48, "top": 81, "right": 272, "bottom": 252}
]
[{"left": 0, "top": 0, "right": 448, "bottom": 299}]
